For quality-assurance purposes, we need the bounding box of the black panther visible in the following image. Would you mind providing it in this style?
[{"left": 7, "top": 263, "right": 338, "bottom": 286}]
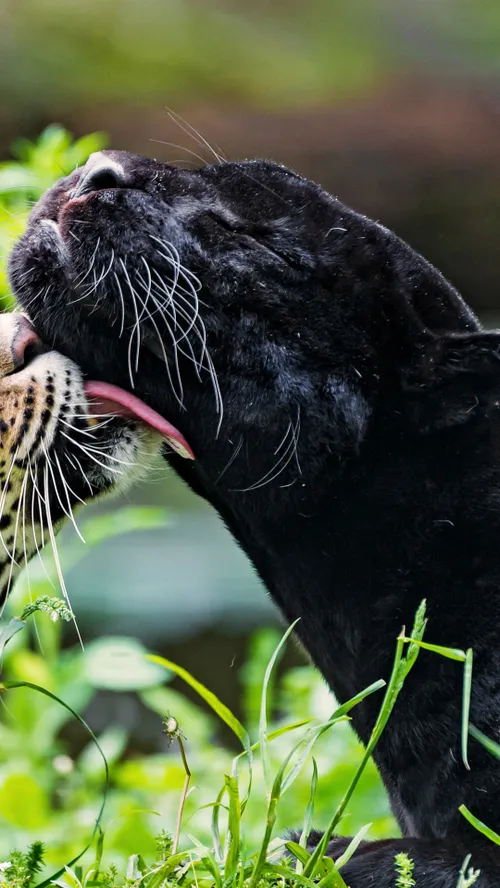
[{"left": 9, "top": 149, "right": 500, "bottom": 885}]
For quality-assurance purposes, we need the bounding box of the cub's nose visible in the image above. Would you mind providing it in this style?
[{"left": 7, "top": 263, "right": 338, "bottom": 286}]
[
  {"left": 0, "top": 313, "right": 44, "bottom": 377},
  {"left": 72, "top": 152, "right": 127, "bottom": 199},
  {"left": 11, "top": 315, "right": 43, "bottom": 370}
]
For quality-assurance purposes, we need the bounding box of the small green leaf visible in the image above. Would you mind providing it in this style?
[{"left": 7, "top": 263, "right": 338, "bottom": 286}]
[
  {"left": 286, "top": 842, "right": 311, "bottom": 866},
  {"left": 84, "top": 638, "right": 166, "bottom": 691},
  {"left": 399, "top": 638, "right": 466, "bottom": 662},
  {"left": 0, "top": 617, "right": 25, "bottom": 659}
]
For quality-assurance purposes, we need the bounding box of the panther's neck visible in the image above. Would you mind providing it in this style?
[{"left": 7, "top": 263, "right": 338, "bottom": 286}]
[{"left": 201, "top": 418, "right": 500, "bottom": 737}]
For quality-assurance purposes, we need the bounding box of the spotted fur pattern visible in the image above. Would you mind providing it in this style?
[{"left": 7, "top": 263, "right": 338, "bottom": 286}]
[{"left": 0, "top": 313, "right": 161, "bottom": 607}]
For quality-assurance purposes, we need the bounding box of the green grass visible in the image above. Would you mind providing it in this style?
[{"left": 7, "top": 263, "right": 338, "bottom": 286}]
[
  {"left": 0, "top": 553, "right": 487, "bottom": 888},
  {"left": 0, "top": 505, "right": 395, "bottom": 880}
]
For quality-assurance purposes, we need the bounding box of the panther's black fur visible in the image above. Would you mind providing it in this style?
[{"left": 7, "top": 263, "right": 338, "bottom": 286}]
[{"left": 9, "top": 150, "right": 500, "bottom": 885}]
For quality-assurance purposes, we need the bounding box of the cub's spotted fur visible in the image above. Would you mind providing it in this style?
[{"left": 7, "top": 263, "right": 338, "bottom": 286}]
[{"left": 0, "top": 312, "right": 160, "bottom": 605}]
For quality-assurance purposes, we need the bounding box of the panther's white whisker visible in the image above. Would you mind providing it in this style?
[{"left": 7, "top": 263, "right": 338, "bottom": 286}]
[
  {"left": 134, "top": 267, "right": 186, "bottom": 406},
  {"left": 149, "top": 269, "right": 206, "bottom": 366},
  {"left": 154, "top": 279, "right": 224, "bottom": 431},
  {"left": 151, "top": 273, "right": 200, "bottom": 346},
  {"left": 148, "top": 139, "right": 209, "bottom": 167},
  {"left": 151, "top": 235, "right": 202, "bottom": 290},
  {"left": 147, "top": 288, "right": 203, "bottom": 382},
  {"left": 236, "top": 413, "right": 300, "bottom": 492},
  {"left": 147, "top": 260, "right": 224, "bottom": 430},
  {"left": 215, "top": 435, "right": 244, "bottom": 485},
  {"left": 113, "top": 269, "right": 127, "bottom": 337},
  {"left": 118, "top": 259, "right": 142, "bottom": 386},
  {"left": 165, "top": 109, "right": 225, "bottom": 164},
  {"left": 71, "top": 250, "right": 115, "bottom": 306},
  {"left": 291, "top": 406, "right": 302, "bottom": 475},
  {"left": 74, "top": 236, "right": 101, "bottom": 287}
]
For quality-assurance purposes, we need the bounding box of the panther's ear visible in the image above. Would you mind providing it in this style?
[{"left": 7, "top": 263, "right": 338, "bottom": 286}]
[{"left": 402, "top": 330, "right": 500, "bottom": 432}]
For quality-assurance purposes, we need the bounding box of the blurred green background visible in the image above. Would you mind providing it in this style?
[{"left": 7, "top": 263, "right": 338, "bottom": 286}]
[{"left": 2, "top": 0, "right": 500, "bottom": 764}]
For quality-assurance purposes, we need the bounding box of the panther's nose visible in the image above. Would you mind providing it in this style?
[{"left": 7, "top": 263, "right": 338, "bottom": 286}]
[
  {"left": 12, "top": 316, "right": 43, "bottom": 370},
  {"left": 72, "top": 152, "right": 127, "bottom": 199}
]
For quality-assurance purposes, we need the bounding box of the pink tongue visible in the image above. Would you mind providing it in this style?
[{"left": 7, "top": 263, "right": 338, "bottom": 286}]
[{"left": 84, "top": 380, "right": 195, "bottom": 460}]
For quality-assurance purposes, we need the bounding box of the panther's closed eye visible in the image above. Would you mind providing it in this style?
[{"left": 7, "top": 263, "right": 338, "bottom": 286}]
[{"left": 206, "top": 210, "right": 301, "bottom": 270}]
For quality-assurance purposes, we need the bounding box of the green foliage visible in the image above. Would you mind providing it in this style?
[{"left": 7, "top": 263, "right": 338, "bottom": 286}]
[
  {"left": 0, "top": 520, "right": 496, "bottom": 888},
  {"left": 2, "top": 842, "right": 45, "bottom": 888},
  {"left": 0, "top": 498, "right": 399, "bottom": 882},
  {"left": 394, "top": 852, "right": 415, "bottom": 888},
  {"left": 0, "top": 125, "right": 107, "bottom": 307}
]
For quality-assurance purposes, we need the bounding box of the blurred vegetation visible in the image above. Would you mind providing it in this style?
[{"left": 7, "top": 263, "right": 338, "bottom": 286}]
[
  {"left": 0, "top": 126, "right": 107, "bottom": 307},
  {"left": 2, "top": 0, "right": 500, "bottom": 127},
  {"left": 1, "top": 1, "right": 390, "bottom": 113},
  {"left": 0, "top": 506, "right": 394, "bottom": 876},
  {"left": 0, "top": 554, "right": 493, "bottom": 886}
]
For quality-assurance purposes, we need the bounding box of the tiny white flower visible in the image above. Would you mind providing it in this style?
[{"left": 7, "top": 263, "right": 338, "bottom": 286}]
[
  {"left": 50, "top": 611, "right": 59, "bottom": 622},
  {"left": 53, "top": 754, "right": 74, "bottom": 775},
  {"left": 0, "top": 862, "right": 12, "bottom": 872}
]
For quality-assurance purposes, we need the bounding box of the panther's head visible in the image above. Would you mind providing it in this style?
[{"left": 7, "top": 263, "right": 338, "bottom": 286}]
[
  {"left": 0, "top": 311, "right": 170, "bottom": 606},
  {"left": 8, "top": 150, "right": 500, "bottom": 555}
]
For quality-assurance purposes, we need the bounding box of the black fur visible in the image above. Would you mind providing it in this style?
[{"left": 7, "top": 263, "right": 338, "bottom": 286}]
[{"left": 9, "top": 150, "right": 500, "bottom": 885}]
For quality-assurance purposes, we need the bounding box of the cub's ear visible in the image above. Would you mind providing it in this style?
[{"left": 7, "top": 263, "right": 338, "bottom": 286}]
[{"left": 402, "top": 330, "right": 500, "bottom": 432}]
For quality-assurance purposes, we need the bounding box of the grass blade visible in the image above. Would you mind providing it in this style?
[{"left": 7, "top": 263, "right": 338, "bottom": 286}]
[
  {"left": 469, "top": 723, "right": 500, "bottom": 760},
  {"left": 211, "top": 787, "right": 226, "bottom": 863},
  {"left": 259, "top": 619, "right": 300, "bottom": 798},
  {"left": 461, "top": 648, "right": 473, "bottom": 771},
  {"left": 0, "top": 679, "right": 109, "bottom": 888},
  {"left": 286, "top": 842, "right": 311, "bottom": 867},
  {"left": 148, "top": 654, "right": 251, "bottom": 754},
  {"left": 334, "top": 823, "right": 372, "bottom": 869},
  {"left": 399, "top": 638, "right": 466, "bottom": 662},
  {"left": 224, "top": 775, "right": 242, "bottom": 880},
  {"left": 297, "top": 758, "right": 318, "bottom": 871},
  {"left": 303, "top": 599, "right": 427, "bottom": 878},
  {"left": 459, "top": 805, "right": 500, "bottom": 845},
  {"left": 281, "top": 717, "right": 348, "bottom": 795}
]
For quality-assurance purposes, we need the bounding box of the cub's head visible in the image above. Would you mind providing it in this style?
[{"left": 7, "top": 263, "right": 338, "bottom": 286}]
[
  {"left": 0, "top": 311, "right": 166, "bottom": 604},
  {"left": 8, "top": 150, "right": 500, "bottom": 526}
]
